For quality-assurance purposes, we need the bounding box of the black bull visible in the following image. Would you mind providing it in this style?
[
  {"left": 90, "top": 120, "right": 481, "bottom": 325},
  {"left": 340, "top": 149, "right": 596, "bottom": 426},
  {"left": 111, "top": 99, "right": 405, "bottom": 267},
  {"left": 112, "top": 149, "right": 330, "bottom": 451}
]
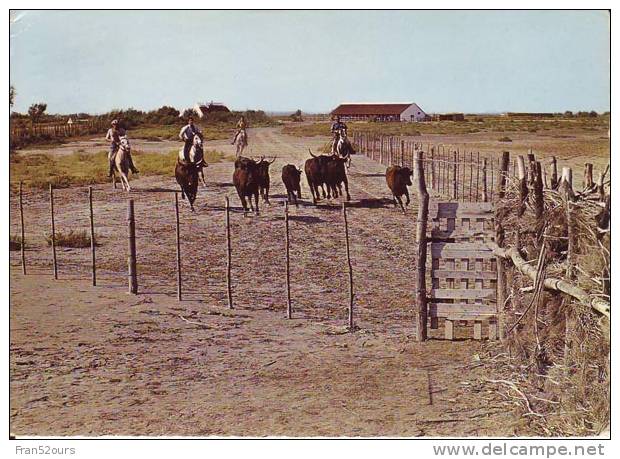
[
  {"left": 175, "top": 161, "right": 199, "bottom": 211},
  {"left": 385, "top": 165, "right": 413, "bottom": 213},
  {"left": 233, "top": 156, "right": 275, "bottom": 214},
  {"left": 304, "top": 150, "right": 351, "bottom": 204}
]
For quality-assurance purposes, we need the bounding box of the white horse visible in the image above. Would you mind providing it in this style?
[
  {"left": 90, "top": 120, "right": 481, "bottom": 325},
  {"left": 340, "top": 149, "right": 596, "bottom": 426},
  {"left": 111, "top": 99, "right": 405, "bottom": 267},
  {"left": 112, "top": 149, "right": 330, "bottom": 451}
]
[
  {"left": 112, "top": 136, "right": 133, "bottom": 191},
  {"left": 335, "top": 128, "right": 353, "bottom": 167},
  {"left": 234, "top": 129, "right": 248, "bottom": 158},
  {"left": 178, "top": 135, "right": 208, "bottom": 187}
]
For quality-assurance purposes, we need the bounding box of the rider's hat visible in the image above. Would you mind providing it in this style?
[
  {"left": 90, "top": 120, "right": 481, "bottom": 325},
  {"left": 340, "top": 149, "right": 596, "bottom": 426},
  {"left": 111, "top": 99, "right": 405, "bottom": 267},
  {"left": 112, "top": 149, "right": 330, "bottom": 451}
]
[{"left": 111, "top": 119, "right": 118, "bottom": 125}]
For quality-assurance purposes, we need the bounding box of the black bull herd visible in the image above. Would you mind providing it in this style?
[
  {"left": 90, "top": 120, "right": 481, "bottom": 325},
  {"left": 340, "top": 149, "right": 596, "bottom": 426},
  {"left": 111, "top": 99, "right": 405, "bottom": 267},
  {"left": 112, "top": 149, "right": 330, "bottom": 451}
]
[{"left": 175, "top": 150, "right": 415, "bottom": 215}]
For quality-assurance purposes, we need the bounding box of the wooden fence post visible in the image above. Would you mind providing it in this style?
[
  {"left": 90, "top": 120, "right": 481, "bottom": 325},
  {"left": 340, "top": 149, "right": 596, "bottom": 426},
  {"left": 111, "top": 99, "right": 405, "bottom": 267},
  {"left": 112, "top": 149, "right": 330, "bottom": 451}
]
[
  {"left": 88, "top": 187, "right": 96, "bottom": 286},
  {"left": 225, "top": 197, "right": 233, "bottom": 309},
  {"left": 533, "top": 162, "right": 544, "bottom": 218},
  {"left": 414, "top": 150, "right": 429, "bottom": 342},
  {"left": 583, "top": 163, "right": 593, "bottom": 190},
  {"left": 496, "top": 151, "right": 510, "bottom": 341},
  {"left": 342, "top": 202, "right": 354, "bottom": 330},
  {"left": 475, "top": 152, "right": 481, "bottom": 202},
  {"left": 127, "top": 199, "right": 138, "bottom": 294},
  {"left": 19, "top": 181, "right": 26, "bottom": 275},
  {"left": 49, "top": 184, "right": 58, "bottom": 280},
  {"left": 482, "top": 158, "right": 488, "bottom": 202},
  {"left": 516, "top": 156, "right": 527, "bottom": 217},
  {"left": 175, "top": 192, "right": 182, "bottom": 301},
  {"left": 527, "top": 149, "right": 536, "bottom": 186},
  {"left": 285, "top": 201, "right": 292, "bottom": 319},
  {"left": 429, "top": 147, "right": 435, "bottom": 190},
  {"left": 400, "top": 139, "right": 405, "bottom": 167},
  {"left": 452, "top": 151, "right": 458, "bottom": 200},
  {"left": 550, "top": 156, "right": 558, "bottom": 189}
]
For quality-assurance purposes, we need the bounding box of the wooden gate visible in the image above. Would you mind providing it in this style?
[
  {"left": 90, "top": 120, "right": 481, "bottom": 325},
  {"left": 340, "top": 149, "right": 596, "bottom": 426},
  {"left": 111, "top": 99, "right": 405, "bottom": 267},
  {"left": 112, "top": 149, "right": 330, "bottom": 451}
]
[{"left": 427, "top": 202, "right": 498, "bottom": 340}]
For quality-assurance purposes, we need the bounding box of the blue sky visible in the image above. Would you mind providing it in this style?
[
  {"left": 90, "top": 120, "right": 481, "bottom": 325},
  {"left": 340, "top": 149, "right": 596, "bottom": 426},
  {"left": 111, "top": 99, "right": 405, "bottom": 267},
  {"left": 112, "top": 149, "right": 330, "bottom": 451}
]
[{"left": 9, "top": 10, "right": 610, "bottom": 114}]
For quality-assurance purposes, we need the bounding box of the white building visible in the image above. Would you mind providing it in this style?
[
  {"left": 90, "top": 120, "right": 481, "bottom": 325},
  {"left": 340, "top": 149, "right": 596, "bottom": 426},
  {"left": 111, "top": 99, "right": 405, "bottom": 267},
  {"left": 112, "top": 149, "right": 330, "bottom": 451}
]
[{"left": 331, "top": 102, "right": 428, "bottom": 122}]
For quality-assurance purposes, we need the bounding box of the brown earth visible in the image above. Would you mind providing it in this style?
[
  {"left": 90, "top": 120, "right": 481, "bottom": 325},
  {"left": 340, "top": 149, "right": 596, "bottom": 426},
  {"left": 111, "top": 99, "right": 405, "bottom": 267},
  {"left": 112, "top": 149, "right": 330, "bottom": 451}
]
[{"left": 10, "top": 127, "right": 519, "bottom": 437}]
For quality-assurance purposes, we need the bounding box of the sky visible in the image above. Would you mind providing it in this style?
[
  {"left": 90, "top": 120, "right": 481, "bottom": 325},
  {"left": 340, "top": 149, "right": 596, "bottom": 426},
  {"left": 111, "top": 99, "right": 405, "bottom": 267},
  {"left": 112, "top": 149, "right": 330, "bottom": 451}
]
[{"left": 9, "top": 10, "right": 610, "bottom": 114}]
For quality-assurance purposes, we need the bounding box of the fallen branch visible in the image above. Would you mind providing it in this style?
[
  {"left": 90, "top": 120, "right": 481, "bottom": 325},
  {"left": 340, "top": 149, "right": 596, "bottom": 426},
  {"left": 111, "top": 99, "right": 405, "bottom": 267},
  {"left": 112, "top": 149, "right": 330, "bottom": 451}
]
[{"left": 488, "top": 242, "right": 610, "bottom": 318}]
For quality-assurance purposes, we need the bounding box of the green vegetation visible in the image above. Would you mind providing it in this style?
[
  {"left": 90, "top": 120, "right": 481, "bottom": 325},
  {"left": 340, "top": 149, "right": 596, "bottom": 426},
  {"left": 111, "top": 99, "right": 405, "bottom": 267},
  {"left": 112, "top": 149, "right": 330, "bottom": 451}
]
[
  {"left": 10, "top": 148, "right": 228, "bottom": 190},
  {"left": 10, "top": 105, "right": 278, "bottom": 150},
  {"left": 45, "top": 230, "right": 94, "bottom": 248}
]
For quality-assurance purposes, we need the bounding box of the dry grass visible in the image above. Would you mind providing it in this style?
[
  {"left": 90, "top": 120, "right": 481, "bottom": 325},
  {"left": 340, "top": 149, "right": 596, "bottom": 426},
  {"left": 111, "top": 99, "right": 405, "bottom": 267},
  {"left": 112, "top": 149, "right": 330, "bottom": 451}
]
[
  {"left": 10, "top": 148, "right": 228, "bottom": 190},
  {"left": 45, "top": 230, "right": 97, "bottom": 248},
  {"left": 487, "top": 177, "right": 610, "bottom": 436}
]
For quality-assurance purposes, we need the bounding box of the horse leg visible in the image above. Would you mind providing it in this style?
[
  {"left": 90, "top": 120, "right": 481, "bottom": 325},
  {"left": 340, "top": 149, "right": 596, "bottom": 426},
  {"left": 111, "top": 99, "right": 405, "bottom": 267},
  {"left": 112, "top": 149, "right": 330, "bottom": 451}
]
[
  {"left": 121, "top": 171, "right": 131, "bottom": 192},
  {"left": 404, "top": 189, "right": 411, "bottom": 206},
  {"left": 199, "top": 168, "right": 207, "bottom": 188}
]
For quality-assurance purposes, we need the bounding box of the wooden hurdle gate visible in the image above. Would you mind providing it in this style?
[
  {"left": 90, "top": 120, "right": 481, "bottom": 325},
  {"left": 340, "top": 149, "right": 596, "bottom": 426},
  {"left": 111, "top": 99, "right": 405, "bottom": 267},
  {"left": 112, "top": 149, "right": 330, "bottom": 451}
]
[{"left": 427, "top": 201, "right": 498, "bottom": 340}]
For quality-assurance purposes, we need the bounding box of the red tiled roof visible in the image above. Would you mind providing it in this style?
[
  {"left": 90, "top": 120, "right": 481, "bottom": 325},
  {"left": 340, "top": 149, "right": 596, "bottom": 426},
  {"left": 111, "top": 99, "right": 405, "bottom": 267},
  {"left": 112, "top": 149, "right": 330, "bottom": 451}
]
[{"left": 331, "top": 103, "right": 414, "bottom": 116}]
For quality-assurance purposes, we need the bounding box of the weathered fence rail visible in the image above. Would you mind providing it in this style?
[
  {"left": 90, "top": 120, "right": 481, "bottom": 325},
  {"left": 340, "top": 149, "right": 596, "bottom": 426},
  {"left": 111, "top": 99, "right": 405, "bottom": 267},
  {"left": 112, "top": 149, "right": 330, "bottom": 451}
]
[
  {"left": 352, "top": 131, "right": 515, "bottom": 203},
  {"left": 10, "top": 120, "right": 107, "bottom": 143}
]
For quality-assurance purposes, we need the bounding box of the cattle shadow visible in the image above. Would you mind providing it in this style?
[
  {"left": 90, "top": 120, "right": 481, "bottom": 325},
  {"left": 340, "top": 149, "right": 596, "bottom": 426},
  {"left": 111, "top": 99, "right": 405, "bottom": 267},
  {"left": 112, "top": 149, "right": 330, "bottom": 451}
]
[
  {"left": 138, "top": 187, "right": 178, "bottom": 193},
  {"left": 210, "top": 182, "right": 235, "bottom": 188},
  {"left": 354, "top": 173, "right": 385, "bottom": 178},
  {"left": 273, "top": 215, "right": 325, "bottom": 224},
  {"left": 347, "top": 198, "right": 393, "bottom": 209}
]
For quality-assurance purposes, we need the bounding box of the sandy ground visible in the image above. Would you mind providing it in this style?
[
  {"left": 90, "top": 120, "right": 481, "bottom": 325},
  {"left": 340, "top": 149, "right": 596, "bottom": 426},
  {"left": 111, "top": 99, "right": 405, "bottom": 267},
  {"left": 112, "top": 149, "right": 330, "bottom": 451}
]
[{"left": 10, "top": 127, "right": 519, "bottom": 437}]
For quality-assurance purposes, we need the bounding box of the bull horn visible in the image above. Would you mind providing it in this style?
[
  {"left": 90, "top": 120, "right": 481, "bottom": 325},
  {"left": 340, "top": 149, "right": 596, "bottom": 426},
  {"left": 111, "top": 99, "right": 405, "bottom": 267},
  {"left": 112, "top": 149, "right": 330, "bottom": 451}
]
[
  {"left": 268, "top": 156, "right": 276, "bottom": 164},
  {"left": 308, "top": 148, "right": 317, "bottom": 158}
]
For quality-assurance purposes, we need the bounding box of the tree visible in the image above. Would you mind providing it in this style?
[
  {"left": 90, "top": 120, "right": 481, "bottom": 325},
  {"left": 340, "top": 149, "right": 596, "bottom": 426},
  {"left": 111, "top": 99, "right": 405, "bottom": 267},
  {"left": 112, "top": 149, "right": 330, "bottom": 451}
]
[
  {"left": 564, "top": 110, "right": 573, "bottom": 117},
  {"left": 9, "top": 86, "right": 15, "bottom": 108},
  {"left": 27, "top": 102, "right": 47, "bottom": 125},
  {"left": 181, "top": 108, "right": 196, "bottom": 120},
  {"left": 290, "top": 109, "right": 303, "bottom": 122}
]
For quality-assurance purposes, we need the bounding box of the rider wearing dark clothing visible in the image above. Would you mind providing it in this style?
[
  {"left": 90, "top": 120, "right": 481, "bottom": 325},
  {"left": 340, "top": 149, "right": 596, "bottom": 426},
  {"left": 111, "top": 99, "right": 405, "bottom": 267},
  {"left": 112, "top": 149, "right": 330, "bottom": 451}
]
[{"left": 330, "top": 116, "right": 348, "bottom": 154}]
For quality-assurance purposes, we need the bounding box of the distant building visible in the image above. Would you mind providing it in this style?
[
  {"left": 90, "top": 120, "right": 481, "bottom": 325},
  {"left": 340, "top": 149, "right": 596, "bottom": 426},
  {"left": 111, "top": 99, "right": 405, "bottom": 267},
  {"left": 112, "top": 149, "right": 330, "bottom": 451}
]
[
  {"left": 504, "top": 112, "right": 555, "bottom": 118},
  {"left": 437, "top": 113, "right": 465, "bottom": 121},
  {"left": 331, "top": 103, "right": 427, "bottom": 122},
  {"left": 193, "top": 101, "right": 231, "bottom": 118}
]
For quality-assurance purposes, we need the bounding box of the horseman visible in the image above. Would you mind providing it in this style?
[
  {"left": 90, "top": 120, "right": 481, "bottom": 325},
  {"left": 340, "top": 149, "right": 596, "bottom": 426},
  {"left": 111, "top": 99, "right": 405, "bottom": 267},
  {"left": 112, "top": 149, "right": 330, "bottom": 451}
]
[
  {"left": 330, "top": 115, "right": 348, "bottom": 155},
  {"left": 106, "top": 119, "right": 138, "bottom": 177},
  {"left": 231, "top": 115, "right": 248, "bottom": 146},
  {"left": 179, "top": 116, "right": 203, "bottom": 162}
]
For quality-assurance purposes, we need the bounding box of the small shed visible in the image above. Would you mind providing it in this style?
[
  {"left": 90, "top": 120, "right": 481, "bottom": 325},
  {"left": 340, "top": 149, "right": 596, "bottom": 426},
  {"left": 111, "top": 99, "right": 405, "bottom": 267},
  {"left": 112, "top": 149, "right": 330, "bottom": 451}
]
[{"left": 193, "top": 101, "right": 231, "bottom": 118}]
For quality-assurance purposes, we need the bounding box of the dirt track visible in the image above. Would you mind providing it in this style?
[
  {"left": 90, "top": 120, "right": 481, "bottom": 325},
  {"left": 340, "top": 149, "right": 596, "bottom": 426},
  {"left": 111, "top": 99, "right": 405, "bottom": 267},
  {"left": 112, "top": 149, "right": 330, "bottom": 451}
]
[{"left": 10, "top": 127, "right": 518, "bottom": 436}]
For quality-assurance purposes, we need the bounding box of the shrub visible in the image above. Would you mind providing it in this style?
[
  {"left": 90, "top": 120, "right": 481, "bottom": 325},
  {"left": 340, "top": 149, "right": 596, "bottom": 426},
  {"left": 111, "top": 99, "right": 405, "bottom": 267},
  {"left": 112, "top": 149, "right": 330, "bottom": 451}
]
[
  {"left": 498, "top": 136, "right": 513, "bottom": 142},
  {"left": 45, "top": 230, "right": 96, "bottom": 248},
  {"left": 10, "top": 235, "right": 22, "bottom": 251}
]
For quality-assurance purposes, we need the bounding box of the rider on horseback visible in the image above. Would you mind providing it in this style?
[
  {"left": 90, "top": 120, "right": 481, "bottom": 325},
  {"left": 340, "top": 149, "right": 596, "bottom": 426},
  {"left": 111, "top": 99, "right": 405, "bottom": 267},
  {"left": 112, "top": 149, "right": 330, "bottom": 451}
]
[
  {"left": 330, "top": 115, "right": 348, "bottom": 155},
  {"left": 106, "top": 119, "right": 139, "bottom": 177},
  {"left": 231, "top": 115, "right": 247, "bottom": 145},
  {"left": 179, "top": 116, "right": 203, "bottom": 162}
]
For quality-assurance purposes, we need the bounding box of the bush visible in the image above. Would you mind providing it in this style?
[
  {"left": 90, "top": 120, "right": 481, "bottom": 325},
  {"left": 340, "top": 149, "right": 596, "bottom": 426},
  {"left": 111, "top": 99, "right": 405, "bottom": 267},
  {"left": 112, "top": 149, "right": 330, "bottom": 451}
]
[
  {"left": 10, "top": 235, "right": 22, "bottom": 251},
  {"left": 498, "top": 136, "right": 513, "bottom": 142},
  {"left": 45, "top": 230, "right": 95, "bottom": 248}
]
